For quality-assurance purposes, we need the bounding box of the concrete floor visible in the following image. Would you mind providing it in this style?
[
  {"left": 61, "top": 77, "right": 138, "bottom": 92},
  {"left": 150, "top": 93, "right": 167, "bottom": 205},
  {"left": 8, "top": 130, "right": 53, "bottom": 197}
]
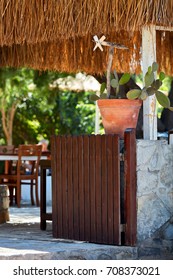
[
  {"left": 0, "top": 202, "right": 172, "bottom": 260},
  {"left": 0, "top": 202, "right": 138, "bottom": 260}
]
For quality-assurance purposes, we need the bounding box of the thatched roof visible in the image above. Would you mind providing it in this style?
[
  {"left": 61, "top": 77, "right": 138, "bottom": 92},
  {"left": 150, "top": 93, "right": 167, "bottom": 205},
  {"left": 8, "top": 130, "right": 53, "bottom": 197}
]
[{"left": 0, "top": 0, "right": 172, "bottom": 75}]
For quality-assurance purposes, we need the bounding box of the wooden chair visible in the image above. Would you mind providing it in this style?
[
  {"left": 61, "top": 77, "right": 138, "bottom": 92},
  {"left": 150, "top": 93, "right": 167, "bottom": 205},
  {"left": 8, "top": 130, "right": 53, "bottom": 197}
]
[
  {"left": 0, "top": 145, "right": 15, "bottom": 205},
  {"left": 0, "top": 145, "right": 15, "bottom": 172},
  {"left": 0, "top": 144, "right": 42, "bottom": 208},
  {"left": 0, "top": 145, "right": 14, "bottom": 154}
]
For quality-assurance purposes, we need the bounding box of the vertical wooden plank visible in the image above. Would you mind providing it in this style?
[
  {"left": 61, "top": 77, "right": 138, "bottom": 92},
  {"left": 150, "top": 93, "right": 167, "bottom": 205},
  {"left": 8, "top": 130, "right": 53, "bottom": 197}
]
[
  {"left": 56, "top": 136, "right": 63, "bottom": 238},
  {"left": 83, "top": 135, "right": 90, "bottom": 241},
  {"left": 95, "top": 135, "right": 102, "bottom": 243},
  {"left": 124, "top": 128, "right": 137, "bottom": 246},
  {"left": 40, "top": 161, "right": 47, "bottom": 230},
  {"left": 51, "top": 135, "right": 57, "bottom": 237},
  {"left": 112, "top": 135, "right": 121, "bottom": 245},
  {"left": 67, "top": 136, "right": 74, "bottom": 239},
  {"left": 61, "top": 136, "right": 68, "bottom": 238},
  {"left": 73, "top": 136, "right": 79, "bottom": 240},
  {"left": 106, "top": 135, "right": 114, "bottom": 244},
  {"left": 89, "top": 135, "right": 96, "bottom": 242},
  {"left": 51, "top": 135, "right": 62, "bottom": 238},
  {"left": 78, "top": 136, "right": 85, "bottom": 240},
  {"left": 101, "top": 135, "right": 108, "bottom": 244}
]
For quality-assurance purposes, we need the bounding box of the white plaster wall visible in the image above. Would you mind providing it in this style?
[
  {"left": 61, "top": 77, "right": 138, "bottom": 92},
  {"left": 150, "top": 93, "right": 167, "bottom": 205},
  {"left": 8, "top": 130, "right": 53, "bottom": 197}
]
[
  {"left": 137, "top": 140, "right": 173, "bottom": 242},
  {"left": 21, "top": 176, "right": 52, "bottom": 204}
]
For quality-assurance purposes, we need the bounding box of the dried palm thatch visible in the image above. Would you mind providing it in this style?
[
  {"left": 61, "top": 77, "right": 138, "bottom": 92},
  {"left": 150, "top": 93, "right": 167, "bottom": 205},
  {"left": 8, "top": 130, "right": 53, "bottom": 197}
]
[
  {"left": 0, "top": 0, "right": 172, "bottom": 74},
  {"left": 0, "top": 31, "right": 172, "bottom": 75}
]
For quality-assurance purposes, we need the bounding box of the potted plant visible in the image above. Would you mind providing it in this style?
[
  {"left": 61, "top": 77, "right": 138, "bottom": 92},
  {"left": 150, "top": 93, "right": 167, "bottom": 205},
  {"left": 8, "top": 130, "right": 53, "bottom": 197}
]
[{"left": 90, "top": 36, "right": 172, "bottom": 138}]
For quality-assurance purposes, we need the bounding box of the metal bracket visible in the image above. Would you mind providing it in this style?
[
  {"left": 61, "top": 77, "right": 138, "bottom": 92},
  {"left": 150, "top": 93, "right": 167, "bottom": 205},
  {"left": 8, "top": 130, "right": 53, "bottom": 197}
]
[{"left": 119, "top": 153, "right": 124, "bottom": 161}]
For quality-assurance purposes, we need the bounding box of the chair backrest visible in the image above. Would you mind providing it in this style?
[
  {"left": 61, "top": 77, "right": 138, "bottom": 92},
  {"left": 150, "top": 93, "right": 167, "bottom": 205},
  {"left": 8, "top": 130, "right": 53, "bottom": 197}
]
[
  {"left": 17, "top": 144, "right": 42, "bottom": 176},
  {"left": 0, "top": 145, "right": 14, "bottom": 154}
]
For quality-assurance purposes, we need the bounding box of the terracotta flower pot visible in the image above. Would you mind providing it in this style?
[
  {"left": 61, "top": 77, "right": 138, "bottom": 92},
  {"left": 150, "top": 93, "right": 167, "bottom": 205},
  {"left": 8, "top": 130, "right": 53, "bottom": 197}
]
[{"left": 97, "top": 99, "right": 142, "bottom": 138}]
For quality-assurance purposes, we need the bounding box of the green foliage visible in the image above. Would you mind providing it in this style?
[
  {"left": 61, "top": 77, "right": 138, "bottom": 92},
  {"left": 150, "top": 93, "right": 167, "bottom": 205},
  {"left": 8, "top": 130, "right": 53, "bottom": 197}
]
[
  {"left": 89, "top": 93, "right": 100, "bottom": 101},
  {"left": 91, "top": 62, "right": 171, "bottom": 111},
  {"left": 100, "top": 82, "right": 106, "bottom": 94},
  {"left": 155, "top": 91, "right": 170, "bottom": 108},
  {"left": 110, "top": 78, "right": 118, "bottom": 88},
  {"left": 0, "top": 68, "right": 96, "bottom": 145},
  {"left": 126, "top": 89, "right": 141, "bottom": 100},
  {"left": 159, "top": 72, "right": 165, "bottom": 81},
  {"left": 90, "top": 70, "right": 130, "bottom": 100},
  {"left": 144, "top": 71, "right": 154, "bottom": 87},
  {"left": 127, "top": 62, "right": 172, "bottom": 110},
  {"left": 0, "top": 67, "right": 34, "bottom": 109},
  {"left": 119, "top": 73, "right": 131, "bottom": 85},
  {"left": 152, "top": 62, "right": 159, "bottom": 72}
]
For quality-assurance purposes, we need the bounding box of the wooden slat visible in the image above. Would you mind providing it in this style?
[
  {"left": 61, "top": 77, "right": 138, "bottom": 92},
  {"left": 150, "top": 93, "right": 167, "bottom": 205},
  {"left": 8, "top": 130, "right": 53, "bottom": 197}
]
[
  {"left": 107, "top": 135, "right": 114, "bottom": 244},
  {"left": 61, "top": 136, "right": 68, "bottom": 238},
  {"left": 95, "top": 135, "right": 102, "bottom": 243},
  {"left": 67, "top": 136, "right": 74, "bottom": 239},
  {"left": 51, "top": 136, "right": 61, "bottom": 238},
  {"left": 56, "top": 136, "right": 63, "bottom": 238},
  {"left": 83, "top": 136, "right": 90, "bottom": 241},
  {"left": 124, "top": 129, "right": 137, "bottom": 246},
  {"left": 112, "top": 135, "right": 121, "bottom": 245},
  {"left": 78, "top": 136, "right": 85, "bottom": 240},
  {"left": 101, "top": 135, "right": 108, "bottom": 244},
  {"left": 89, "top": 135, "right": 96, "bottom": 242},
  {"left": 73, "top": 136, "right": 79, "bottom": 240}
]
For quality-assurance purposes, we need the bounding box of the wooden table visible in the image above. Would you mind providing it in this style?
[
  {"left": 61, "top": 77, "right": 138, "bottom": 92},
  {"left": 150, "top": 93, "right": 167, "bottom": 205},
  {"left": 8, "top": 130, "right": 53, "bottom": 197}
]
[
  {"left": 40, "top": 159, "right": 52, "bottom": 230},
  {"left": 0, "top": 154, "right": 47, "bottom": 174},
  {"left": 0, "top": 155, "right": 48, "bottom": 161}
]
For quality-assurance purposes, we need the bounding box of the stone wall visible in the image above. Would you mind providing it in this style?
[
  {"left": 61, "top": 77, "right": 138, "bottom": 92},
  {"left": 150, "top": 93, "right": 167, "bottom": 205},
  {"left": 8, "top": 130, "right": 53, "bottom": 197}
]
[{"left": 136, "top": 140, "right": 173, "bottom": 242}]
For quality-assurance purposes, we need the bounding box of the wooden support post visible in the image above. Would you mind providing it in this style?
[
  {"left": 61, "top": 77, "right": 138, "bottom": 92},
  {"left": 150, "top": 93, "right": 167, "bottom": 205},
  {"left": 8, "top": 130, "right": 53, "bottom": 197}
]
[
  {"left": 124, "top": 128, "right": 137, "bottom": 246},
  {"left": 142, "top": 25, "right": 157, "bottom": 140}
]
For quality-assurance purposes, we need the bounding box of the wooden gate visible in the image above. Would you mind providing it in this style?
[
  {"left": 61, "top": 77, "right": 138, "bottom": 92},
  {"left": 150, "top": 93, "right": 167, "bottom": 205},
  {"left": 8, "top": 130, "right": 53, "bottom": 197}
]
[{"left": 51, "top": 129, "right": 136, "bottom": 246}]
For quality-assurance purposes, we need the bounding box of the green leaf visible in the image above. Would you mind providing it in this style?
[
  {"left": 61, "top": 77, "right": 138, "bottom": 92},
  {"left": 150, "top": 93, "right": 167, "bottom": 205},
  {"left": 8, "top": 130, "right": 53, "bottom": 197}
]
[
  {"left": 110, "top": 78, "right": 118, "bottom": 88},
  {"left": 152, "top": 62, "right": 159, "bottom": 72},
  {"left": 100, "top": 93, "right": 108, "bottom": 99},
  {"left": 113, "top": 70, "right": 119, "bottom": 81},
  {"left": 151, "top": 79, "right": 162, "bottom": 90},
  {"left": 89, "top": 94, "right": 100, "bottom": 101},
  {"left": 126, "top": 89, "right": 141, "bottom": 100},
  {"left": 145, "top": 72, "right": 154, "bottom": 87},
  {"left": 100, "top": 82, "right": 106, "bottom": 94},
  {"left": 168, "top": 107, "right": 173, "bottom": 111},
  {"left": 147, "top": 66, "right": 152, "bottom": 74},
  {"left": 159, "top": 72, "right": 165, "bottom": 81},
  {"left": 146, "top": 87, "right": 156, "bottom": 96},
  {"left": 140, "top": 89, "right": 148, "bottom": 100},
  {"left": 110, "top": 73, "right": 114, "bottom": 80},
  {"left": 156, "top": 91, "right": 170, "bottom": 108},
  {"left": 119, "top": 73, "right": 130, "bottom": 85}
]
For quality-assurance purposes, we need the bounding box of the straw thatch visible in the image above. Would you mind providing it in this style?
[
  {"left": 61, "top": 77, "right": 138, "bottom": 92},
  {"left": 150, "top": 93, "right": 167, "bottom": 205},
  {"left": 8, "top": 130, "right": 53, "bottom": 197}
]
[{"left": 0, "top": 0, "right": 172, "bottom": 75}]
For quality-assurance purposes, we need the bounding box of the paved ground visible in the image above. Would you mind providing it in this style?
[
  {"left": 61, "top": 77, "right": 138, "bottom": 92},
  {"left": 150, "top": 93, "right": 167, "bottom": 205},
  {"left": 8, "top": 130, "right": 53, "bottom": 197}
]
[
  {"left": 0, "top": 202, "right": 172, "bottom": 260},
  {"left": 0, "top": 203, "right": 138, "bottom": 260}
]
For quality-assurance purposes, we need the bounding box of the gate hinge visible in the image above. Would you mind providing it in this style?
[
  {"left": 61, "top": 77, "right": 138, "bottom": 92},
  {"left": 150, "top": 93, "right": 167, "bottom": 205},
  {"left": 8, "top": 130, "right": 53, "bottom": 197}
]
[
  {"left": 120, "top": 223, "right": 126, "bottom": 232},
  {"left": 119, "top": 153, "right": 124, "bottom": 161}
]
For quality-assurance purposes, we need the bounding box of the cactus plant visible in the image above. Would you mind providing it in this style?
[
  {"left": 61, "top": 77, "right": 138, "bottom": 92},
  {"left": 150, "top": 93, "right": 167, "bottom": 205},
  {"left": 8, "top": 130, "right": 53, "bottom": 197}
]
[
  {"left": 127, "top": 62, "right": 172, "bottom": 110},
  {"left": 90, "top": 62, "right": 173, "bottom": 111}
]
